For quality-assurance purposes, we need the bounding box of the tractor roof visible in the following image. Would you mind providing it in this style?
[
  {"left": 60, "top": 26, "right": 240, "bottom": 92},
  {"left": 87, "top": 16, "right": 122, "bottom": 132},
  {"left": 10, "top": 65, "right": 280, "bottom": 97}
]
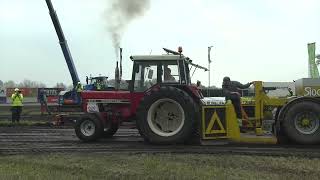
[
  {"left": 91, "top": 76, "right": 108, "bottom": 79},
  {"left": 130, "top": 55, "right": 186, "bottom": 61},
  {"left": 130, "top": 54, "right": 209, "bottom": 71}
]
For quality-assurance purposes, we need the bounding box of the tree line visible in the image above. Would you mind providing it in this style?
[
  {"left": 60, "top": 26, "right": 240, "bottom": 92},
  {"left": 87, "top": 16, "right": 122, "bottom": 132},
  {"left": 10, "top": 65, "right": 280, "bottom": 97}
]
[
  {"left": 0, "top": 79, "right": 217, "bottom": 90},
  {"left": 0, "top": 79, "right": 69, "bottom": 89}
]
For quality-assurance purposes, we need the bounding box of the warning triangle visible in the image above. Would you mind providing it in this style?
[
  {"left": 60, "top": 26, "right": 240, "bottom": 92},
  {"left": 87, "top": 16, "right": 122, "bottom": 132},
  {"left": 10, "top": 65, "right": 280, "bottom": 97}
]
[{"left": 205, "top": 111, "right": 226, "bottom": 134}]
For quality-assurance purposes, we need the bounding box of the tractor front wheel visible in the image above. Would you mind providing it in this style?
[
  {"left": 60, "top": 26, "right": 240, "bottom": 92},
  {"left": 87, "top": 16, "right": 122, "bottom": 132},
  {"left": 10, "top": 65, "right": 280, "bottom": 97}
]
[{"left": 75, "top": 115, "right": 103, "bottom": 142}]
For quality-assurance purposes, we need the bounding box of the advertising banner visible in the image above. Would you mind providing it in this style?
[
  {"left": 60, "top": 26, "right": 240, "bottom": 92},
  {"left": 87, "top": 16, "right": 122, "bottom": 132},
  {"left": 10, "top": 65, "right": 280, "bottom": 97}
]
[
  {"left": 4, "top": 88, "right": 64, "bottom": 103},
  {"left": 47, "top": 96, "right": 59, "bottom": 103},
  {"left": 38, "top": 88, "right": 64, "bottom": 103}
]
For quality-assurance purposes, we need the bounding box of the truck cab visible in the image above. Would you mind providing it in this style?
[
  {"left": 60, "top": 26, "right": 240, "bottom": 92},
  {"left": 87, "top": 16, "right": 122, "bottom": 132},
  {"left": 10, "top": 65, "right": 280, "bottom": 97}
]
[{"left": 84, "top": 76, "right": 113, "bottom": 91}]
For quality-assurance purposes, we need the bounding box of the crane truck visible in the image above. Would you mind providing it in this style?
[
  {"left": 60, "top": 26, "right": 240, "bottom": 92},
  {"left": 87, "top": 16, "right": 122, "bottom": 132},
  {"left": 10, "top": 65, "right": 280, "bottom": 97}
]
[{"left": 45, "top": 0, "right": 115, "bottom": 107}]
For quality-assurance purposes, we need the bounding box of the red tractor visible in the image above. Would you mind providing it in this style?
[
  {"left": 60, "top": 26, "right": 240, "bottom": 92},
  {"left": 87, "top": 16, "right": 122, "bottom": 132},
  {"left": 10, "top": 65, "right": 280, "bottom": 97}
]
[
  {"left": 45, "top": 0, "right": 206, "bottom": 144},
  {"left": 74, "top": 48, "right": 208, "bottom": 144}
]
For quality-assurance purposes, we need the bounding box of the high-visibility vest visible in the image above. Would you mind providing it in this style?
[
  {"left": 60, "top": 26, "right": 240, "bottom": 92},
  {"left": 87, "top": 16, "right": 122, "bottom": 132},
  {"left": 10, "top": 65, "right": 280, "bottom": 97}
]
[
  {"left": 76, "top": 84, "right": 83, "bottom": 92},
  {"left": 11, "top": 93, "right": 23, "bottom": 106},
  {"left": 96, "top": 83, "right": 101, "bottom": 90}
]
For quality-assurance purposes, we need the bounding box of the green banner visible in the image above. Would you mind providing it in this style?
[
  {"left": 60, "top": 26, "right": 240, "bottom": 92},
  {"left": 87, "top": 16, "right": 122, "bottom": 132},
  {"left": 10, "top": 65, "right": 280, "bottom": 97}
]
[{"left": 308, "top": 42, "right": 319, "bottom": 78}]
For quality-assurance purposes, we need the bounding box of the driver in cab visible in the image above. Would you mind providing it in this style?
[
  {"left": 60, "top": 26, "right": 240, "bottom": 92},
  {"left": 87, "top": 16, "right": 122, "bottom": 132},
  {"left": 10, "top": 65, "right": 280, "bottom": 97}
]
[{"left": 164, "top": 67, "right": 175, "bottom": 82}]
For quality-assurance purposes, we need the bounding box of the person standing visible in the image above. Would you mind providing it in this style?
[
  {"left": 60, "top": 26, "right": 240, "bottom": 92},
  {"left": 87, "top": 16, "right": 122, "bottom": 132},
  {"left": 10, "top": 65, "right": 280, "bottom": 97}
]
[
  {"left": 39, "top": 88, "right": 51, "bottom": 115},
  {"left": 76, "top": 82, "right": 83, "bottom": 92},
  {"left": 86, "top": 76, "right": 89, "bottom": 85},
  {"left": 94, "top": 81, "right": 101, "bottom": 90},
  {"left": 11, "top": 88, "right": 23, "bottom": 123}
]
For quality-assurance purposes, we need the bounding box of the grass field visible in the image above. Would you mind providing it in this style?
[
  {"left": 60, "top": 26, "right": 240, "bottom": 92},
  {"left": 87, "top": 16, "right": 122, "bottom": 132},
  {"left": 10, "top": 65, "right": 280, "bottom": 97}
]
[{"left": 0, "top": 153, "right": 319, "bottom": 180}]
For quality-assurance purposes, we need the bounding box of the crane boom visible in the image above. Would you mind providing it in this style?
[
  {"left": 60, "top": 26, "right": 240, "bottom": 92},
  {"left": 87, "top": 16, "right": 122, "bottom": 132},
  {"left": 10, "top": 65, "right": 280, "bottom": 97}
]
[{"left": 45, "top": 0, "right": 80, "bottom": 86}]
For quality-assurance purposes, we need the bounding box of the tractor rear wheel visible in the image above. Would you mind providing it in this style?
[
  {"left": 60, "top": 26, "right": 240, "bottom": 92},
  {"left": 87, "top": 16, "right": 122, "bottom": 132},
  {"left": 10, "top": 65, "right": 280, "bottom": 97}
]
[
  {"left": 75, "top": 115, "right": 103, "bottom": 142},
  {"left": 136, "top": 86, "right": 197, "bottom": 144},
  {"left": 283, "top": 101, "right": 320, "bottom": 144}
]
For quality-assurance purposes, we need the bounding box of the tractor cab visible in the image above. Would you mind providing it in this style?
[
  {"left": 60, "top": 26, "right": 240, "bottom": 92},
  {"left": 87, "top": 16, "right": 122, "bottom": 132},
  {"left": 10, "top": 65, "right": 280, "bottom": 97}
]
[
  {"left": 129, "top": 47, "right": 208, "bottom": 92},
  {"left": 84, "top": 76, "right": 113, "bottom": 91},
  {"left": 129, "top": 55, "right": 189, "bottom": 92}
]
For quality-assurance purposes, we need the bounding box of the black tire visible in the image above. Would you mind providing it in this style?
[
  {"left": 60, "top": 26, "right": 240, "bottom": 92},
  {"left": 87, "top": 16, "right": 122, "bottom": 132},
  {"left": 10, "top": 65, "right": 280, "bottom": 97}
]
[
  {"left": 283, "top": 101, "right": 320, "bottom": 144},
  {"left": 102, "top": 122, "right": 119, "bottom": 138},
  {"left": 75, "top": 115, "right": 103, "bottom": 142},
  {"left": 275, "top": 121, "right": 291, "bottom": 144},
  {"left": 136, "top": 86, "right": 197, "bottom": 144}
]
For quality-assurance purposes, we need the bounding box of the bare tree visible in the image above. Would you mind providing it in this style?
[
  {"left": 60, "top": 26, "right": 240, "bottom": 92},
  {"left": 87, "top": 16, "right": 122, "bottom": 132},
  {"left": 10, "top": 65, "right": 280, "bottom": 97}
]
[
  {"left": 17, "top": 79, "right": 46, "bottom": 88},
  {"left": 4, "top": 80, "right": 16, "bottom": 88},
  {"left": 66, "top": 84, "right": 74, "bottom": 90},
  {"left": 3, "top": 79, "right": 46, "bottom": 88},
  {"left": 54, "top": 82, "right": 66, "bottom": 90}
]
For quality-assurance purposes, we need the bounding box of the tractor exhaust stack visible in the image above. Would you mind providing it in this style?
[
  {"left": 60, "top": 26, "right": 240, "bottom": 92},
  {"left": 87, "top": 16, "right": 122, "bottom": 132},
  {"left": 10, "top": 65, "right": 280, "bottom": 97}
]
[
  {"left": 115, "top": 61, "right": 120, "bottom": 90},
  {"left": 120, "top": 47, "right": 123, "bottom": 81}
]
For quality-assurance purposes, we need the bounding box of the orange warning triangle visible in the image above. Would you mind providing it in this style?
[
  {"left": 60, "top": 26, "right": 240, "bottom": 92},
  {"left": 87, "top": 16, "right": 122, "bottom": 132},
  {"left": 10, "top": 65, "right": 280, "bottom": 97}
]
[{"left": 205, "top": 111, "right": 226, "bottom": 134}]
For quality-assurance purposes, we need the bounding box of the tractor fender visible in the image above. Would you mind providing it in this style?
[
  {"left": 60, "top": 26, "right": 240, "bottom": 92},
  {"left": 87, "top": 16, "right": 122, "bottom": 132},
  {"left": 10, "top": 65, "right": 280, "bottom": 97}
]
[
  {"left": 80, "top": 112, "right": 103, "bottom": 122},
  {"left": 176, "top": 85, "right": 203, "bottom": 105},
  {"left": 79, "top": 112, "right": 110, "bottom": 128},
  {"left": 277, "top": 96, "right": 320, "bottom": 122},
  {"left": 84, "top": 112, "right": 118, "bottom": 129}
]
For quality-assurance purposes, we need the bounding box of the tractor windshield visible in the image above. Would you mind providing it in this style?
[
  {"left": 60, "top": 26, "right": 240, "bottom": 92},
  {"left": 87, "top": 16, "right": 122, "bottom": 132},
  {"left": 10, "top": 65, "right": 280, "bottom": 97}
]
[
  {"left": 162, "top": 63, "right": 179, "bottom": 83},
  {"left": 90, "top": 77, "right": 108, "bottom": 90}
]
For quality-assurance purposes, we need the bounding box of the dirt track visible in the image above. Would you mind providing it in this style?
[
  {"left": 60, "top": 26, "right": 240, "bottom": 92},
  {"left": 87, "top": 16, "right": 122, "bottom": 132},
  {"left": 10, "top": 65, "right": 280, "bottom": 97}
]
[{"left": 1, "top": 126, "right": 320, "bottom": 157}]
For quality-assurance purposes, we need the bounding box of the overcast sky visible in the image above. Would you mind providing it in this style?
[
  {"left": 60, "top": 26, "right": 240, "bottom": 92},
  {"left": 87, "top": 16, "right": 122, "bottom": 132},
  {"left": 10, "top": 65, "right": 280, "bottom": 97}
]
[{"left": 1, "top": 0, "right": 319, "bottom": 87}]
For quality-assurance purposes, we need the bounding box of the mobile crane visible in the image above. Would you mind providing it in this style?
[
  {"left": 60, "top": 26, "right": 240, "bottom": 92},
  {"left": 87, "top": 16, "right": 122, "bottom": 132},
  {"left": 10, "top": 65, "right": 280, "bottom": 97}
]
[{"left": 45, "top": 0, "right": 115, "bottom": 106}]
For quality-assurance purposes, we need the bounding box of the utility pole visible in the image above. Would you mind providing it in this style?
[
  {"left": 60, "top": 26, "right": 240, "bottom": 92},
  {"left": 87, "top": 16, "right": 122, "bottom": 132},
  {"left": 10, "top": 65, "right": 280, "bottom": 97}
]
[{"left": 208, "top": 46, "right": 213, "bottom": 88}]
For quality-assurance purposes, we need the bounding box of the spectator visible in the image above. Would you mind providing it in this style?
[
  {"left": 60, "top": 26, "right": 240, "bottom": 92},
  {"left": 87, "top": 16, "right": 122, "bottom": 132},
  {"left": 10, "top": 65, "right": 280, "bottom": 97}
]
[
  {"left": 11, "top": 88, "right": 23, "bottom": 123},
  {"left": 76, "top": 82, "right": 83, "bottom": 92},
  {"left": 39, "top": 88, "right": 51, "bottom": 115}
]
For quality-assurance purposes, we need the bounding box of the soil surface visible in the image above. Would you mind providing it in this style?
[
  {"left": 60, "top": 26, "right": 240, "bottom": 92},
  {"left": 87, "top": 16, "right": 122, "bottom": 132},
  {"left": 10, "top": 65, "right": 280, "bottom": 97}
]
[{"left": 1, "top": 126, "right": 320, "bottom": 157}]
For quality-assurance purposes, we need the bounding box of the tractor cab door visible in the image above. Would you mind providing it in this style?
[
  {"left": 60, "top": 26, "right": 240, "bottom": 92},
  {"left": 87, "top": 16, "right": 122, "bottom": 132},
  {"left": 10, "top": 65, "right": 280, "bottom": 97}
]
[{"left": 131, "top": 62, "right": 159, "bottom": 92}]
